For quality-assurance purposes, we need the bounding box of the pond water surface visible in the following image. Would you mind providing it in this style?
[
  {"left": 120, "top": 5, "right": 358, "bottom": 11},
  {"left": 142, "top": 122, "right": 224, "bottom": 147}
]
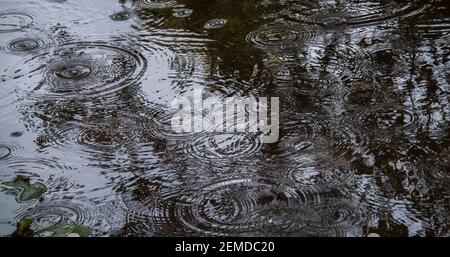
[{"left": 0, "top": 0, "right": 449, "bottom": 237}]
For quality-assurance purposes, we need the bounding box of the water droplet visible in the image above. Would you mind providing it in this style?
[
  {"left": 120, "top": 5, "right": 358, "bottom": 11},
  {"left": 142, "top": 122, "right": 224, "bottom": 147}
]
[
  {"left": 110, "top": 11, "right": 132, "bottom": 21},
  {"left": 204, "top": 19, "right": 227, "bottom": 29},
  {"left": 246, "top": 24, "right": 315, "bottom": 52},
  {"left": 10, "top": 131, "right": 23, "bottom": 137},
  {"left": 41, "top": 42, "right": 147, "bottom": 98},
  {"left": 173, "top": 8, "right": 193, "bottom": 18},
  {"left": 7, "top": 37, "right": 46, "bottom": 53}
]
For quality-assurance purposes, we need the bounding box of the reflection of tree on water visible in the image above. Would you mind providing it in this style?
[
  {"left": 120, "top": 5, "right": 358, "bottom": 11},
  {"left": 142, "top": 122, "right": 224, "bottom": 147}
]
[{"left": 10, "top": 0, "right": 450, "bottom": 236}]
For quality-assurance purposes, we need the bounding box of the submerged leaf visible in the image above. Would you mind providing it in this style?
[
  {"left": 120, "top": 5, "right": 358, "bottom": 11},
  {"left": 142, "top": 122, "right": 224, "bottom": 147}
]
[
  {"left": 2, "top": 175, "right": 47, "bottom": 202},
  {"left": 12, "top": 217, "right": 34, "bottom": 237},
  {"left": 35, "top": 224, "right": 91, "bottom": 237}
]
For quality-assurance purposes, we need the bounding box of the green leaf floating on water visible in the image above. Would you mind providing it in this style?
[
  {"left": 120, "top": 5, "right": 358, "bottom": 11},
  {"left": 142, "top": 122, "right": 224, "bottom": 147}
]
[
  {"left": 0, "top": 187, "right": 38, "bottom": 236},
  {"left": 35, "top": 224, "right": 91, "bottom": 237},
  {"left": 2, "top": 175, "right": 47, "bottom": 202},
  {"left": 13, "top": 217, "right": 34, "bottom": 237},
  {"left": 13, "top": 217, "right": 92, "bottom": 237}
]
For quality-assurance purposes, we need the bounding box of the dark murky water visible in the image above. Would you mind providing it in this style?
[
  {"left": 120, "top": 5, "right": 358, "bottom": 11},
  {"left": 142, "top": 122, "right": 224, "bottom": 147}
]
[{"left": 0, "top": 0, "right": 449, "bottom": 237}]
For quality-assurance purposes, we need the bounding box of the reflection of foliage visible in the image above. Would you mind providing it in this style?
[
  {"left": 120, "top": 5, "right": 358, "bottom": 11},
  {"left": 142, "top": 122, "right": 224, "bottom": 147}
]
[
  {"left": 147, "top": 7, "right": 172, "bottom": 16},
  {"left": 136, "top": 0, "right": 266, "bottom": 79},
  {"left": 5, "top": 0, "right": 449, "bottom": 237}
]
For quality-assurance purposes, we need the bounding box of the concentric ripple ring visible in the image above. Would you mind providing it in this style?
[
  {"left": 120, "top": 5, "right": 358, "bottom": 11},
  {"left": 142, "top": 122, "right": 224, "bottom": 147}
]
[{"left": 40, "top": 42, "right": 147, "bottom": 98}]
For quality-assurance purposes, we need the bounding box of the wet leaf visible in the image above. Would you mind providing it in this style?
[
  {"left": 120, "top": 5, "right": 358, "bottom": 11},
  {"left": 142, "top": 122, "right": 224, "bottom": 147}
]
[
  {"left": 0, "top": 188, "right": 36, "bottom": 236},
  {"left": 2, "top": 175, "right": 47, "bottom": 202},
  {"left": 35, "top": 224, "right": 91, "bottom": 237},
  {"left": 13, "top": 217, "right": 34, "bottom": 237}
]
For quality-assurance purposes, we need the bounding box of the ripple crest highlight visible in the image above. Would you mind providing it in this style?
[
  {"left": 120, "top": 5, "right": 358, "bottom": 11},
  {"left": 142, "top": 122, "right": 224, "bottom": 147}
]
[
  {"left": 40, "top": 42, "right": 147, "bottom": 98},
  {"left": 246, "top": 23, "right": 316, "bottom": 52}
]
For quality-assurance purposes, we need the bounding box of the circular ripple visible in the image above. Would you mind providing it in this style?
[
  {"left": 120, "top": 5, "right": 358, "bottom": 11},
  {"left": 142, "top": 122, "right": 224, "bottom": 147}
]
[
  {"left": 145, "top": 73, "right": 263, "bottom": 141},
  {"left": 340, "top": 0, "right": 428, "bottom": 26},
  {"left": 133, "top": 0, "right": 177, "bottom": 9},
  {"left": 110, "top": 11, "right": 132, "bottom": 21},
  {"left": 0, "top": 157, "right": 74, "bottom": 183},
  {"left": 350, "top": 102, "right": 438, "bottom": 147},
  {"left": 307, "top": 199, "right": 368, "bottom": 236},
  {"left": 55, "top": 64, "right": 92, "bottom": 80},
  {"left": 204, "top": 19, "right": 228, "bottom": 29},
  {"left": 0, "top": 12, "right": 34, "bottom": 33},
  {"left": 6, "top": 37, "right": 47, "bottom": 53},
  {"left": 243, "top": 205, "right": 323, "bottom": 236},
  {"left": 283, "top": 0, "right": 429, "bottom": 27},
  {"left": 175, "top": 179, "right": 320, "bottom": 236},
  {"left": 304, "top": 42, "right": 373, "bottom": 83},
  {"left": 173, "top": 8, "right": 193, "bottom": 18},
  {"left": 180, "top": 133, "right": 262, "bottom": 161},
  {"left": 40, "top": 42, "right": 147, "bottom": 98},
  {"left": 343, "top": 82, "right": 385, "bottom": 106},
  {"left": 361, "top": 109, "right": 416, "bottom": 130},
  {"left": 285, "top": 160, "right": 357, "bottom": 190},
  {"left": 246, "top": 24, "right": 315, "bottom": 51},
  {"left": 362, "top": 194, "right": 433, "bottom": 236},
  {"left": 143, "top": 107, "right": 203, "bottom": 141},
  {"left": 15, "top": 201, "right": 97, "bottom": 232},
  {"left": 36, "top": 112, "right": 152, "bottom": 153},
  {"left": 415, "top": 150, "right": 450, "bottom": 183},
  {"left": 0, "top": 144, "right": 20, "bottom": 162},
  {"left": 76, "top": 127, "right": 126, "bottom": 150},
  {"left": 119, "top": 174, "right": 185, "bottom": 236},
  {"left": 120, "top": 175, "right": 324, "bottom": 236},
  {"left": 312, "top": 13, "right": 348, "bottom": 27},
  {"left": 204, "top": 73, "right": 263, "bottom": 97},
  {"left": 264, "top": 136, "right": 362, "bottom": 190},
  {"left": 273, "top": 112, "right": 367, "bottom": 189},
  {"left": 292, "top": 75, "right": 346, "bottom": 106},
  {"left": 282, "top": 112, "right": 328, "bottom": 141},
  {"left": 357, "top": 105, "right": 418, "bottom": 134}
]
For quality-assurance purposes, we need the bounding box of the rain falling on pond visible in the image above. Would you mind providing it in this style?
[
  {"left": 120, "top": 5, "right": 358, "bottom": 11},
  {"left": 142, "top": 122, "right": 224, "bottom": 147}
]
[{"left": 0, "top": 0, "right": 449, "bottom": 237}]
